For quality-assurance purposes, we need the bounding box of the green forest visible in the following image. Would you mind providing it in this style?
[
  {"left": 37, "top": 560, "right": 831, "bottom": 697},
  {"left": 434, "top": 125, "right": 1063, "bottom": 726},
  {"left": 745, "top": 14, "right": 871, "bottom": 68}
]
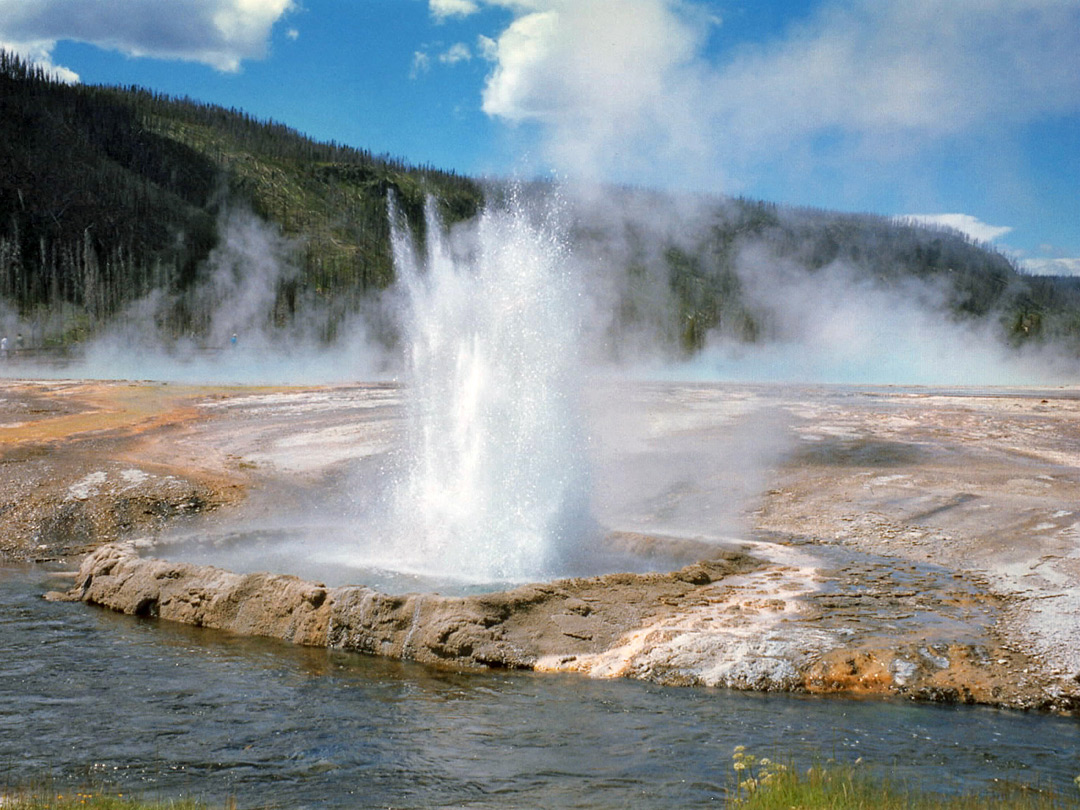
[
  {"left": 0, "top": 50, "right": 481, "bottom": 346},
  {"left": 3, "top": 49, "right": 1079, "bottom": 356}
]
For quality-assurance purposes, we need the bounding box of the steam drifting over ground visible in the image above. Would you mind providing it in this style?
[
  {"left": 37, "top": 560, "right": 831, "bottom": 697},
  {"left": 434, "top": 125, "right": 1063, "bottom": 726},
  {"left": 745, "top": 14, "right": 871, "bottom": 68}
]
[
  {"left": 94, "top": 185, "right": 1073, "bottom": 596},
  {"left": 677, "top": 254, "right": 1080, "bottom": 388},
  {"left": 3, "top": 185, "right": 1078, "bottom": 388}
]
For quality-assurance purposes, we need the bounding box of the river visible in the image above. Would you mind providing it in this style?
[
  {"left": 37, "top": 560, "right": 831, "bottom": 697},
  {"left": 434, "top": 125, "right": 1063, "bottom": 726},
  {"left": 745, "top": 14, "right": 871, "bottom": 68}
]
[{"left": 3, "top": 565, "right": 1079, "bottom": 809}]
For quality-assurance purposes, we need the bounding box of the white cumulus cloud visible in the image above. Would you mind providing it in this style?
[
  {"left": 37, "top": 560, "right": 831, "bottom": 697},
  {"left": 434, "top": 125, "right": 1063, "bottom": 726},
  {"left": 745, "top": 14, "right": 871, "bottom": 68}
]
[
  {"left": 1022, "top": 258, "right": 1080, "bottom": 277},
  {"left": 430, "top": 0, "right": 481, "bottom": 20},
  {"left": 477, "top": 0, "right": 715, "bottom": 184},
  {"left": 0, "top": 0, "right": 295, "bottom": 74},
  {"left": 901, "top": 214, "right": 1013, "bottom": 245},
  {"left": 410, "top": 50, "right": 432, "bottom": 79},
  {"left": 439, "top": 42, "right": 472, "bottom": 65},
  {"left": 477, "top": 33, "right": 497, "bottom": 61},
  {"left": 429, "top": 0, "right": 1080, "bottom": 192}
]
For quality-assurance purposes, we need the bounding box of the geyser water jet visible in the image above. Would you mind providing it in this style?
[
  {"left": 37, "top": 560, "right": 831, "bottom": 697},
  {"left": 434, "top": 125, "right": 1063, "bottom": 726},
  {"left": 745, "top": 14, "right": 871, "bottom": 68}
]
[{"left": 385, "top": 193, "right": 591, "bottom": 585}]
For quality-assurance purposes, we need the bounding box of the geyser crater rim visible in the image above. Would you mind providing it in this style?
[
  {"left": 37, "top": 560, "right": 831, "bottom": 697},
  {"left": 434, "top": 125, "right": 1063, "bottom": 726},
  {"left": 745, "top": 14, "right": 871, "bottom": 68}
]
[{"left": 141, "top": 529, "right": 747, "bottom": 595}]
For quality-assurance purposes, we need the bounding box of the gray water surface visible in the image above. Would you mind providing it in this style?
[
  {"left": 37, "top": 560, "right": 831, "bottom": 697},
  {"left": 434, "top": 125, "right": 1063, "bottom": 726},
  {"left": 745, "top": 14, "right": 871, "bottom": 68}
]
[{"left": 2, "top": 566, "right": 1079, "bottom": 809}]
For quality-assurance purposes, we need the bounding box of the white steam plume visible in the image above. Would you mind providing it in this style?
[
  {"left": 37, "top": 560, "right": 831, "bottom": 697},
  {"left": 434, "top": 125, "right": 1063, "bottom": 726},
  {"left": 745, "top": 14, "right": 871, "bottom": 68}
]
[
  {"left": 675, "top": 246, "right": 1080, "bottom": 386},
  {"left": 477, "top": 0, "right": 715, "bottom": 188},
  {"left": 439, "top": 0, "right": 1080, "bottom": 195},
  {"left": 379, "top": 194, "right": 592, "bottom": 584},
  {"left": 50, "top": 206, "right": 390, "bottom": 384}
]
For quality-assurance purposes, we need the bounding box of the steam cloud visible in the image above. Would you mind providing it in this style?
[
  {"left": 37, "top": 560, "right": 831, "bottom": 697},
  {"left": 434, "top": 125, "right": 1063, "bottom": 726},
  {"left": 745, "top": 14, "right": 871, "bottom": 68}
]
[
  {"left": 475, "top": 0, "right": 716, "bottom": 188},
  {"left": 560, "top": 193, "right": 1080, "bottom": 387},
  {"left": 13, "top": 206, "right": 391, "bottom": 385},
  {"left": 407, "top": 0, "right": 1080, "bottom": 386},
  {"left": 3, "top": 185, "right": 1076, "bottom": 389},
  {"left": 694, "top": 250, "right": 1075, "bottom": 387},
  {"left": 454, "top": 0, "right": 1080, "bottom": 197}
]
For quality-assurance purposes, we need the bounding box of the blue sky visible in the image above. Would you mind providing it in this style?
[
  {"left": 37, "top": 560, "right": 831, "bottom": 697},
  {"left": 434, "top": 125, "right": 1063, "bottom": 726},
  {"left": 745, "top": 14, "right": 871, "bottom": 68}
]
[{"left": 2, "top": 0, "right": 1078, "bottom": 273}]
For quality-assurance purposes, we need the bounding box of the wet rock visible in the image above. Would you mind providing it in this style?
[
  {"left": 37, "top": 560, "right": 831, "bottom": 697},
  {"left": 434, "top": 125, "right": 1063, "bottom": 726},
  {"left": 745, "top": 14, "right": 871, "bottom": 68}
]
[
  {"left": 59, "top": 543, "right": 763, "bottom": 675},
  {"left": 58, "top": 541, "right": 1079, "bottom": 711},
  {"left": 54, "top": 543, "right": 332, "bottom": 646},
  {"left": 0, "top": 381, "right": 241, "bottom": 562}
]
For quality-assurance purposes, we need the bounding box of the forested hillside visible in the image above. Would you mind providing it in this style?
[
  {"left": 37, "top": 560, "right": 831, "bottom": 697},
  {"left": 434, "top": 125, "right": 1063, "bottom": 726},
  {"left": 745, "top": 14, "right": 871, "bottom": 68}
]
[
  {"left": 616, "top": 196, "right": 1052, "bottom": 353},
  {"left": 0, "top": 50, "right": 481, "bottom": 345},
  {"left": 2, "top": 49, "right": 1078, "bottom": 358}
]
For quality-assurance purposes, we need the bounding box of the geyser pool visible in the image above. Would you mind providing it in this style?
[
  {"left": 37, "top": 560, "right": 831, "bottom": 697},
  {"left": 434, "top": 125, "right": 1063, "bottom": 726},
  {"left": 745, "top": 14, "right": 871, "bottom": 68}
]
[
  {"left": 153, "top": 198, "right": 763, "bottom": 593},
  {"left": 378, "top": 193, "right": 591, "bottom": 585}
]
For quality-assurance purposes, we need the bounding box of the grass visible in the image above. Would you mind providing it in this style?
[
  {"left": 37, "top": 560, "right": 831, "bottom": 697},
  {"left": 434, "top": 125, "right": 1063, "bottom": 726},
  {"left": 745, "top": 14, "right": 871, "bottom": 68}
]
[
  {"left": 730, "top": 746, "right": 1080, "bottom": 809},
  {"left": 0, "top": 786, "right": 231, "bottom": 810},
  {"left": 7, "top": 758, "right": 1080, "bottom": 810}
]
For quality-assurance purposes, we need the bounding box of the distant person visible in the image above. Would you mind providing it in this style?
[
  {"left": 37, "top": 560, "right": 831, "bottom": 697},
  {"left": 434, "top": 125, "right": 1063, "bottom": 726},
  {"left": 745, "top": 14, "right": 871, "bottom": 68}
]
[
  {"left": 15, "top": 333, "right": 23, "bottom": 353},
  {"left": 0, "top": 336, "right": 7, "bottom": 360},
  {"left": 230, "top": 333, "right": 238, "bottom": 348}
]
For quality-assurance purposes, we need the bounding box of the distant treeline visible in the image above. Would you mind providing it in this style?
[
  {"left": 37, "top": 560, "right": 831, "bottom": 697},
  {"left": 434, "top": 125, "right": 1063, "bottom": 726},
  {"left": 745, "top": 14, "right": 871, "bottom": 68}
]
[
  {"left": 2, "top": 48, "right": 1078, "bottom": 354},
  {"left": 649, "top": 197, "right": 1059, "bottom": 353},
  {"left": 0, "top": 49, "right": 481, "bottom": 344}
]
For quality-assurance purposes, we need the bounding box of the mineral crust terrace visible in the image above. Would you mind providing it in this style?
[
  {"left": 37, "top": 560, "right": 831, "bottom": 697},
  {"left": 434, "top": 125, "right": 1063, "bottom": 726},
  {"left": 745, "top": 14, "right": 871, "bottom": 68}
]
[
  {"left": 51, "top": 539, "right": 1077, "bottom": 712},
  {"left": 6, "top": 378, "right": 1080, "bottom": 712}
]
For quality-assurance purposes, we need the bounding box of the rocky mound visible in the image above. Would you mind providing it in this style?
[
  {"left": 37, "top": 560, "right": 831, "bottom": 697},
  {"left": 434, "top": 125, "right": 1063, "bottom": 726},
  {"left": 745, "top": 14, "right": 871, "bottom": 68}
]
[
  {"left": 52, "top": 542, "right": 760, "bottom": 671},
  {"left": 51, "top": 542, "right": 1080, "bottom": 713}
]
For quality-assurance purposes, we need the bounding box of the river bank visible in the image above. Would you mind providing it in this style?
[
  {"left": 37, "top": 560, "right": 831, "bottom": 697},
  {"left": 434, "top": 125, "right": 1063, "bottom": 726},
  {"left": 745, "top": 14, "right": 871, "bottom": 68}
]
[
  {"left": 5, "top": 378, "right": 1080, "bottom": 712},
  {"left": 9, "top": 562, "right": 1080, "bottom": 808}
]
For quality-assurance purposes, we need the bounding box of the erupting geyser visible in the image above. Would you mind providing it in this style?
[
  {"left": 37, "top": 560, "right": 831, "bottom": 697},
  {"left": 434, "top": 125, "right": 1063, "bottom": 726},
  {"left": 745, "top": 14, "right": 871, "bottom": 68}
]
[{"left": 385, "top": 192, "right": 591, "bottom": 585}]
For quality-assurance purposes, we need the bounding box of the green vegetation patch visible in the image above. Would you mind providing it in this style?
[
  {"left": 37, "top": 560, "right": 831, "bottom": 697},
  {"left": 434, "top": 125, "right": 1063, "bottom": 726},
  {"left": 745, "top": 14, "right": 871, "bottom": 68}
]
[
  {"left": 731, "top": 746, "right": 1080, "bottom": 810},
  {"left": 0, "top": 786, "right": 222, "bottom": 810}
]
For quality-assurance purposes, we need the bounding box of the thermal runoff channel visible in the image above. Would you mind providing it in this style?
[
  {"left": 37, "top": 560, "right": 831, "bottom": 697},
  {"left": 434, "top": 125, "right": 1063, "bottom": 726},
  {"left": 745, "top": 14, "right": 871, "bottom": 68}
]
[{"left": 385, "top": 193, "right": 591, "bottom": 585}]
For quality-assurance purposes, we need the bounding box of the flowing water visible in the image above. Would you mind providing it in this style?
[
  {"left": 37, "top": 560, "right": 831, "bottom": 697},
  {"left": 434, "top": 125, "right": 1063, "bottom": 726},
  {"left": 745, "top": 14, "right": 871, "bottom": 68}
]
[
  {"left": 380, "top": 195, "right": 591, "bottom": 586},
  {"left": 3, "top": 566, "right": 1079, "bottom": 809}
]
